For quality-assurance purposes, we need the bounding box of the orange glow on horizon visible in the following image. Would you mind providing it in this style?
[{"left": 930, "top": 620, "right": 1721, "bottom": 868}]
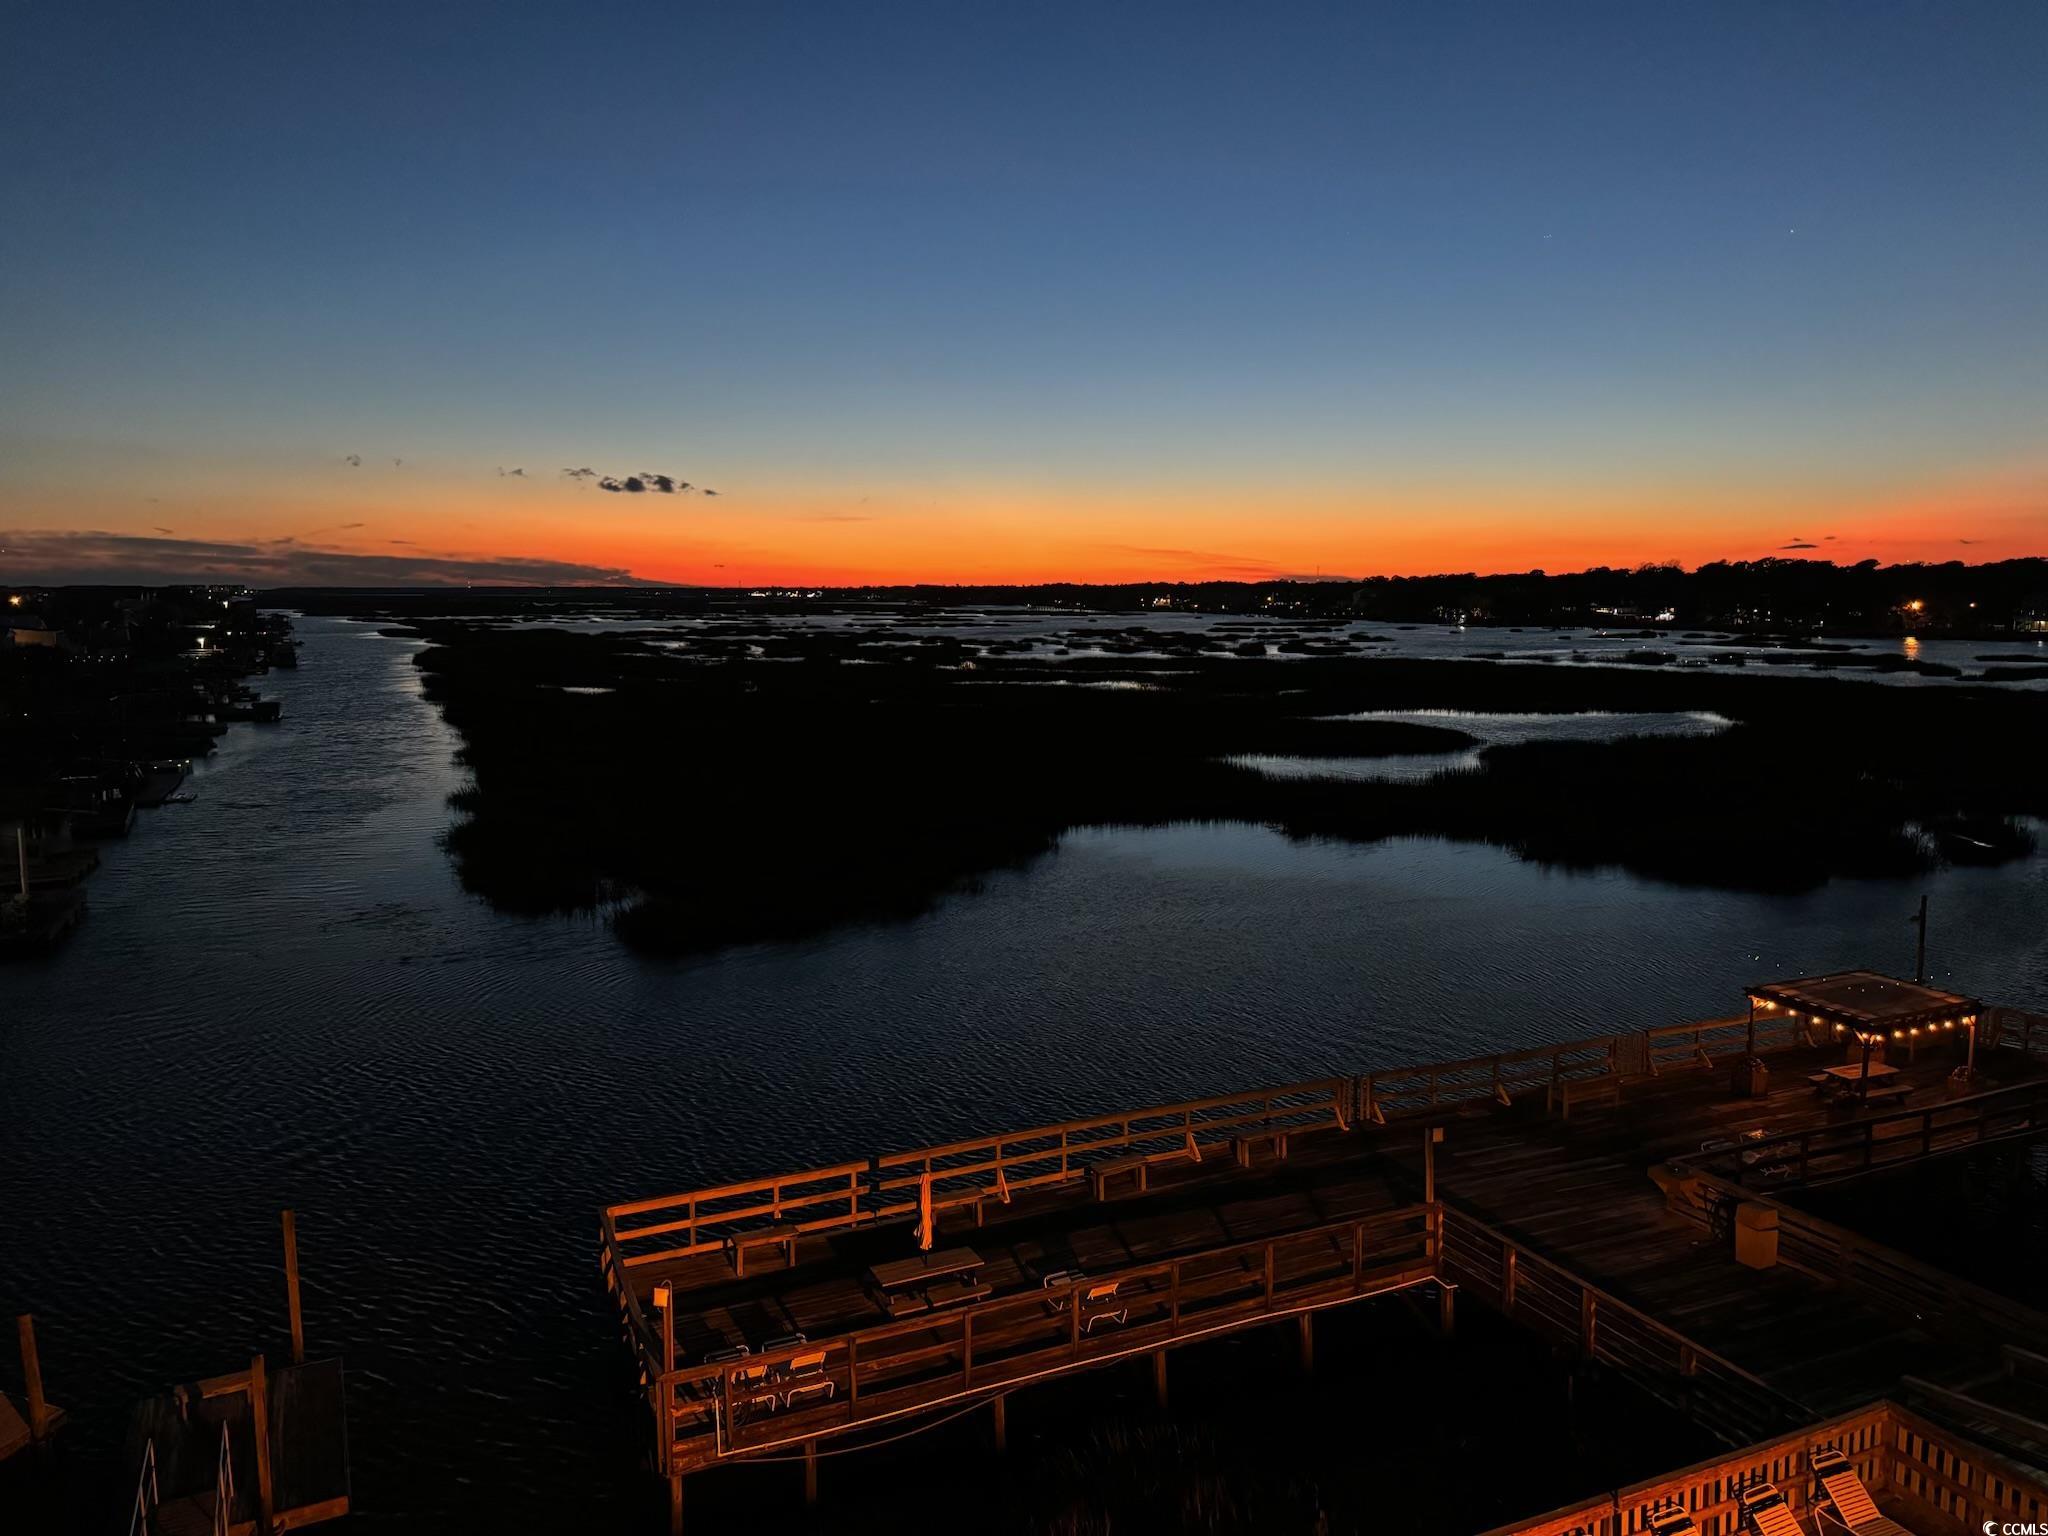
[{"left": 5, "top": 462, "right": 2044, "bottom": 586}]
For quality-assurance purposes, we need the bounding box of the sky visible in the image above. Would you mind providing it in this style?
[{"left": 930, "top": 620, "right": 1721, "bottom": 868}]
[{"left": 3, "top": 0, "right": 2046, "bottom": 586}]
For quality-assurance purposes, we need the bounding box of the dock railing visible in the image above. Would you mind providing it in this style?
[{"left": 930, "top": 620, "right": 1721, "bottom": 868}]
[
  {"left": 870, "top": 1078, "right": 1350, "bottom": 1223},
  {"left": 1987, "top": 1005, "right": 2048, "bottom": 1059},
  {"left": 605, "top": 1160, "right": 872, "bottom": 1269},
  {"left": 657, "top": 1203, "right": 1437, "bottom": 1463},
  {"left": 1683, "top": 1077, "right": 2048, "bottom": 1189},
  {"left": 1438, "top": 1205, "right": 1808, "bottom": 1446},
  {"left": 1355, "top": 1010, "right": 1815, "bottom": 1124},
  {"left": 1664, "top": 1163, "right": 2048, "bottom": 1352},
  {"left": 1480, "top": 1398, "right": 2048, "bottom": 1536},
  {"left": 600, "top": 997, "right": 2029, "bottom": 1326}
]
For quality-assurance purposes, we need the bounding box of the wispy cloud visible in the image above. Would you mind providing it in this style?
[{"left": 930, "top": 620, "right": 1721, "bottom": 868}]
[
  {"left": 1105, "top": 544, "right": 1280, "bottom": 577},
  {"left": 0, "top": 529, "right": 649, "bottom": 587},
  {"left": 1779, "top": 540, "right": 1817, "bottom": 549}
]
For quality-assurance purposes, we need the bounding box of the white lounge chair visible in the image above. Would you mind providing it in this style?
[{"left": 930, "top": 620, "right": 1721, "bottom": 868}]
[
  {"left": 1738, "top": 1479, "right": 1805, "bottom": 1536},
  {"left": 1810, "top": 1448, "right": 1913, "bottom": 1536}
]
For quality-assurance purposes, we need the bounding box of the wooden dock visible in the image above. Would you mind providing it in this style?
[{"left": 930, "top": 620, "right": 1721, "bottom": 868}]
[{"left": 600, "top": 975, "right": 2048, "bottom": 1529}]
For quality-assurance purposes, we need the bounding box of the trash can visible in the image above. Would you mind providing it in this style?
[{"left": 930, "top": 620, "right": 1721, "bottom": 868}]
[
  {"left": 1734, "top": 1202, "right": 1779, "bottom": 1269},
  {"left": 1733, "top": 1057, "right": 1769, "bottom": 1098}
]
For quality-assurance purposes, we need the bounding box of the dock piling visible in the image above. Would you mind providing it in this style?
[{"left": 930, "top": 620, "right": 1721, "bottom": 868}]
[
  {"left": 991, "top": 1392, "right": 1007, "bottom": 1452},
  {"left": 1297, "top": 1313, "right": 1315, "bottom": 1373},
  {"left": 281, "top": 1210, "right": 306, "bottom": 1365},
  {"left": 803, "top": 1439, "right": 819, "bottom": 1506},
  {"left": 16, "top": 1315, "right": 49, "bottom": 1440},
  {"left": 249, "top": 1353, "right": 276, "bottom": 1534},
  {"left": 1151, "top": 1349, "right": 1168, "bottom": 1410}
]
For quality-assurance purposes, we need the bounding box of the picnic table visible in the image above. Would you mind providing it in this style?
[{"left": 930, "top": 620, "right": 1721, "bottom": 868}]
[
  {"left": 865, "top": 1247, "right": 989, "bottom": 1317},
  {"left": 1822, "top": 1061, "right": 1900, "bottom": 1084},
  {"left": 866, "top": 1247, "right": 983, "bottom": 1291}
]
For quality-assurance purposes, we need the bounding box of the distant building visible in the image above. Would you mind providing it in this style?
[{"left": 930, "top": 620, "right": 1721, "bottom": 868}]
[{"left": 3, "top": 610, "right": 60, "bottom": 647}]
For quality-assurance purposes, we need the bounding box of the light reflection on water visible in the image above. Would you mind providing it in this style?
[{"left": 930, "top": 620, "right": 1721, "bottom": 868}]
[
  {"left": 5, "top": 617, "right": 2045, "bottom": 1527},
  {"left": 1231, "top": 709, "right": 1732, "bottom": 783}
]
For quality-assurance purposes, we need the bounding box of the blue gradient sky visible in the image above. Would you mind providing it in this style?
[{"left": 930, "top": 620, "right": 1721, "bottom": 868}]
[{"left": 4, "top": 1, "right": 2045, "bottom": 583}]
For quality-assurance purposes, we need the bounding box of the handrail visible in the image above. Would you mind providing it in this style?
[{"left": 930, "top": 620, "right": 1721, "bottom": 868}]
[
  {"left": 213, "top": 1422, "right": 235, "bottom": 1536},
  {"left": 1679, "top": 1077, "right": 2048, "bottom": 1188},
  {"left": 657, "top": 1203, "right": 1438, "bottom": 1454},
  {"left": 1438, "top": 1204, "right": 1808, "bottom": 1445},
  {"left": 127, "top": 1439, "right": 160, "bottom": 1536},
  {"left": 869, "top": 1079, "right": 1349, "bottom": 1218},
  {"left": 1478, "top": 1397, "right": 2048, "bottom": 1536},
  {"left": 603, "top": 994, "right": 2038, "bottom": 1283},
  {"left": 1664, "top": 1163, "right": 2048, "bottom": 1350}
]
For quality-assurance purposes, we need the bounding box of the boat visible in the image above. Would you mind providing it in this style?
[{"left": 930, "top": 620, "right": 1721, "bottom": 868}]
[
  {"left": 132, "top": 760, "right": 189, "bottom": 808},
  {"left": 0, "top": 889, "right": 86, "bottom": 961}
]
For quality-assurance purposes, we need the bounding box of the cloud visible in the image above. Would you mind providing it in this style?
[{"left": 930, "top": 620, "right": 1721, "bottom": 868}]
[
  {"left": 154, "top": 526, "right": 176, "bottom": 534},
  {"left": 1779, "top": 541, "right": 1817, "bottom": 549},
  {"left": 580, "top": 467, "right": 706, "bottom": 494},
  {"left": 1106, "top": 544, "right": 1280, "bottom": 575},
  {"left": 497, "top": 466, "right": 527, "bottom": 477},
  {"left": 1959, "top": 537, "right": 1981, "bottom": 545},
  {"left": 343, "top": 454, "right": 362, "bottom": 467},
  {"left": 0, "top": 529, "right": 650, "bottom": 587}
]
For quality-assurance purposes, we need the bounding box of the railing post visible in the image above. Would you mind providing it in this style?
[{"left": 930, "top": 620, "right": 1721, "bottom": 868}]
[
  {"left": 1351, "top": 1221, "right": 1364, "bottom": 1290},
  {"left": 17, "top": 1315, "right": 51, "bottom": 1440},
  {"left": 281, "top": 1210, "right": 306, "bottom": 1366},
  {"left": 1264, "top": 1242, "right": 1276, "bottom": 1307},
  {"left": 1580, "top": 1291, "right": 1597, "bottom": 1357},
  {"left": 1170, "top": 1263, "right": 1182, "bottom": 1332},
  {"left": 248, "top": 1353, "right": 276, "bottom": 1535},
  {"left": 1071, "top": 1285, "right": 1082, "bottom": 1356},
  {"left": 1502, "top": 1246, "right": 1518, "bottom": 1310},
  {"left": 847, "top": 1335, "right": 859, "bottom": 1412}
]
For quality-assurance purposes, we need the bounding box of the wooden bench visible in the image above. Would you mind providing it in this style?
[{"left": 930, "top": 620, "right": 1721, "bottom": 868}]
[
  {"left": 879, "top": 1289, "right": 929, "bottom": 1320},
  {"left": 1547, "top": 1074, "right": 1621, "bottom": 1119},
  {"left": 1232, "top": 1128, "right": 1290, "bottom": 1168},
  {"left": 925, "top": 1275, "right": 993, "bottom": 1309},
  {"left": 1859, "top": 1081, "right": 1912, "bottom": 1108},
  {"left": 725, "top": 1225, "right": 798, "bottom": 1278},
  {"left": 1088, "top": 1145, "right": 1198, "bottom": 1200}
]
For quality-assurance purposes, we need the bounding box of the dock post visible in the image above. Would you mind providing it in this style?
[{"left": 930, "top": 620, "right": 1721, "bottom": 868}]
[
  {"left": 1297, "top": 1313, "right": 1314, "bottom": 1374},
  {"left": 249, "top": 1353, "right": 276, "bottom": 1535},
  {"left": 1424, "top": 1125, "right": 1444, "bottom": 1205},
  {"left": 803, "top": 1439, "right": 819, "bottom": 1506},
  {"left": 1151, "top": 1349, "right": 1168, "bottom": 1410},
  {"left": 668, "top": 1473, "right": 684, "bottom": 1536},
  {"left": 281, "top": 1210, "right": 306, "bottom": 1365},
  {"left": 17, "top": 1315, "right": 49, "bottom": 1440},
  {"left": 991, "top": 1392, "right": 1008, "bottom": 1452},
  {"left": 1438, "top": 1282, "right": 1457, "bottom": 1337}
]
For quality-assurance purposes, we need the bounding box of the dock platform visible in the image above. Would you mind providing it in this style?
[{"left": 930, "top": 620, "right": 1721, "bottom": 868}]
[{"left": 601, "top": 975, "right": 2048, "bottom": 1526}]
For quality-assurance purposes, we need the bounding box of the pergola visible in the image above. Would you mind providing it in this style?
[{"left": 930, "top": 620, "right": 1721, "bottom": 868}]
[{"left": 1745, "top": 970, "right": 1980, "bottom": 1091}]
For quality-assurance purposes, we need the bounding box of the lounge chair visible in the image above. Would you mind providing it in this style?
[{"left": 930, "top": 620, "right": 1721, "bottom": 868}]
[
  {"left": 1647, "top": 1503, "right": 1696, "bottom": 1536},
  {"left": 1041, "top": 1268, "right": 1087, "bottom": 1312},
  {"left": 781, "top": 1349, "right": 835, "bottom": 1409},
  {"left": 1810, "top": 1448, "right": 1913, "bottom": 1536},
  {"left": 1081, "top": 1280, "right": 1128, "bottom": 1333},
  {"left": 1738, "top": 1479, "right": 1804, "bottom": 1536}
]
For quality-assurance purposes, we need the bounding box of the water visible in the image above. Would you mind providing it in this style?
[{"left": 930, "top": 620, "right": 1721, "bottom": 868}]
[
  {"left": 1230, "top": 708, "right": 1731, "bottom": 783},
  {"left": 6, "top": 616, "right": 2047, "bottom": 1528}
]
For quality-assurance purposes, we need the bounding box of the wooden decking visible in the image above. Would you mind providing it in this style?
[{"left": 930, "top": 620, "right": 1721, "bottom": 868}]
[{"left": 602, "top": 996, "right": 2048, "bottom": 1502}]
